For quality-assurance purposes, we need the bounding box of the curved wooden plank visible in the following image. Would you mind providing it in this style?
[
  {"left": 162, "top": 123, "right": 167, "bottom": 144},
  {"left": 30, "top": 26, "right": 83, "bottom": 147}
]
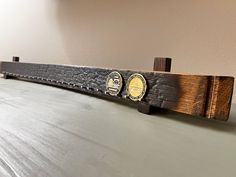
[{"left": 0, "top": 61, "right": 234, "bottom": 121}]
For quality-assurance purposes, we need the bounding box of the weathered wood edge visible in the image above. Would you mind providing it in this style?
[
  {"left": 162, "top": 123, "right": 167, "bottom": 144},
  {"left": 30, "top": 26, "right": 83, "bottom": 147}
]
[
  {"left": 205, "top": 76, "right": 234, "bottom": 121},
  {"left": 0, "top": 61, "right": 234, "bottom": 121}
]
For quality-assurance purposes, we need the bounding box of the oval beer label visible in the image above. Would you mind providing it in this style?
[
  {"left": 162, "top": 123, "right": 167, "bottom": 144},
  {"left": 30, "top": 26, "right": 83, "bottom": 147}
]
[
  {"left": 126, "top": 73, "right": 147, "bottom": 101},
  {"left": 106, "top": 71, "right": 123, "bottom": 96}
]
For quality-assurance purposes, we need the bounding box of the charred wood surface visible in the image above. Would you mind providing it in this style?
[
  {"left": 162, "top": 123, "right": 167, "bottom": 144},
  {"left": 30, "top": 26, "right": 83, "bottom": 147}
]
[{"left": 0, "top": 62, "right": 234, "bottom": 121}]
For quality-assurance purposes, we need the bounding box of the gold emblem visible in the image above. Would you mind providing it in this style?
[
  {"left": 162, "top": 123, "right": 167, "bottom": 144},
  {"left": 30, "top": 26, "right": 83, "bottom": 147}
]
[
  {"left": 126, "top": 73, "right": 147, "bottom": 101},
  {"left": 106, "top": 71, "right": 123, "bottom": 96}
]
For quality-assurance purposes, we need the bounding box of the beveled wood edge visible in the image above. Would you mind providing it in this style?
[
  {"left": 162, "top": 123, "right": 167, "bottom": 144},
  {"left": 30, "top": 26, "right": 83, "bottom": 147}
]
[{"left": 205, "top": 76, "right": 234, "bottom": 121}]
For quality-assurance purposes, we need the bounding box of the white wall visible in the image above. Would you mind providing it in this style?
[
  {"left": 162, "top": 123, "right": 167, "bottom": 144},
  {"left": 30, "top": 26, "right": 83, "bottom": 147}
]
[
  {"left": 0, "top": 0, "right": 235, "bottom": 103},
  {"left": 0, "top": 0, "right": 68, "bottom": 64},
  {"left": 57, "top": 0, "right": 236, "bottom": 103}
]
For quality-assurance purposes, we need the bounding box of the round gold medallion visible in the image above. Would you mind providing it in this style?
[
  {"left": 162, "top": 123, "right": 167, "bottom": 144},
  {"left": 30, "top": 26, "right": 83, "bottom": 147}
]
[
  {"left": 126, "top": 73, "right": 147, "bottom": 101},
  {"left": 106, "top": 71, "right": 123, "bottom": 96}
]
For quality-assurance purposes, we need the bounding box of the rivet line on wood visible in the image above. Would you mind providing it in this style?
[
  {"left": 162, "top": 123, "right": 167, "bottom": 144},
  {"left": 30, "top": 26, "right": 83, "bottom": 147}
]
[{"left": 2, "top": 71, "right": 103, "bottom": 94}]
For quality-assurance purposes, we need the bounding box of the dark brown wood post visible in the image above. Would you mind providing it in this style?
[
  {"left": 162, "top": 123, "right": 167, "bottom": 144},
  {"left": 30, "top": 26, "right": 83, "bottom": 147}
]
[
  {"left": 3, "top": 74, "right": 9, "bottom": 79},
  {"left": 13, "top": 56, "right": 20, "bottom": 62},
  {"left": 138, "top": 57, "right": 172, "bottom": 114},
  {"left": 3, "top": 56, "right": 20, "bottom": 79},
  {"left": 153, "top": 57, "right": 172, "bottom": 72}
]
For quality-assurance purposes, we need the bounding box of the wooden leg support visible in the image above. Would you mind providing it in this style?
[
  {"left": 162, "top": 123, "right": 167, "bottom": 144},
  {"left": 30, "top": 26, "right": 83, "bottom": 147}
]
[
  {"left": 153, "top": 57, "right": 172, "bottom": 72},
  {"left": 3, "top": 74, "right": 16, "bottom": 79},
  {"left": 3, "top": 74, "right": 9, "bottom": 79},
  {"left": 13, "top": 56, "right": 20, "bottom": 62},
  {"left": 2, "top": 56, "right": 20, "bottom": 79},
  {"left": 138, "top": 57, "right": 172, "bottom": 114},
  {"left": 138, "top": 101, "right": 153, "bottom": 114}
]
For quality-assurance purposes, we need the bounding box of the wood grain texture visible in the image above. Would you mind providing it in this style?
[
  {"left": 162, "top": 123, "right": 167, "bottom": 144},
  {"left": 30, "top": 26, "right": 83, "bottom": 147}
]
[
  {"left": 205, "top": 77, "right": 234, "bottom": 121},
  {"left": 138, "top": 57, "right": 172, "bottom": 114},
  {"left": 153, "top": 57, "right": 172, "bottom": 72},
  {"left": 0, "top": 61, "right": 234, "bottom": 121}
]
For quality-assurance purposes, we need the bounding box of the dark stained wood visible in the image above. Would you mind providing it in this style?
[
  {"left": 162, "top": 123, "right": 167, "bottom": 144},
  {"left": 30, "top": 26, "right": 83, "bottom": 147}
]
[
  {"left": 138, "top": 101, "right": 153, "bottom": 114},
  {"left": 153, "top": 57, "right": 172, "bottom": 72},
  {"left": 12, "top": 56, "right": 20, "bottom": 62},
  {"left": 0, "top": 61, "right": 234, "bottom": 121},
  {"left": 3, "top": 74, "right": 9, "bottom": 79},
  {"left": 138, "top": 57, "right": 172, "bottom": 114}
]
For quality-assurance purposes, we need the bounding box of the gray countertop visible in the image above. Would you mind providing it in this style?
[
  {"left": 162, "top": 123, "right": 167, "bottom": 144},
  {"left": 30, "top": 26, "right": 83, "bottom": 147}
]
[{"left": 0, "top": 77, "right": 235, "bottom": 177}]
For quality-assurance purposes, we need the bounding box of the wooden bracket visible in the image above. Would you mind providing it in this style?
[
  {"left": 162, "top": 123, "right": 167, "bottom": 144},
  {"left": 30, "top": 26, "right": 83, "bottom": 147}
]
[
  {"left": 3, "top": 74, "right": 9, "bottom": 79},
  {"left": 3, "top": 56, "right": 20, "bottom": 79},
  {"left": 153, "top": 57, "right": 172, "bottom": 72},
  {"left": 138, "top": 57, "right": 172, "bottom": 114},
  {"left": 13, "top": 56, "right": 20, "bottom": 62}
]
